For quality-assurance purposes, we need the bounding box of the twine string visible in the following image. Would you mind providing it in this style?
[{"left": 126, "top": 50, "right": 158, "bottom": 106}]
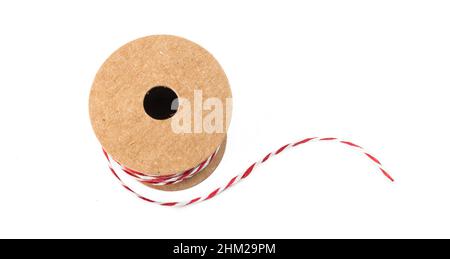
[
  {"left": 108, "top": 146, "right": 220, "bottom": 186},
  {"left": 103, "top": 137, "right": 394, "bottom": 207}
]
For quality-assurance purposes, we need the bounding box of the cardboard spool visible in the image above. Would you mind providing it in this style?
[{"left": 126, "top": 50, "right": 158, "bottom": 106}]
[{"left": 89, "top": 35, "right": 232, "bottom": 191}]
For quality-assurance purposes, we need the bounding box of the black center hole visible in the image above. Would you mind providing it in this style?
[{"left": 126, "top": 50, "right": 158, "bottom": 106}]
[{"left": 143, "top": 86, "right": 179, "bottom": 120}]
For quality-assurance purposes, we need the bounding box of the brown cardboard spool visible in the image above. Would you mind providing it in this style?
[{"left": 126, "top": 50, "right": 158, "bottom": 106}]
[{"left": 89, "top": 35, "right": 232, "bottom": 191}]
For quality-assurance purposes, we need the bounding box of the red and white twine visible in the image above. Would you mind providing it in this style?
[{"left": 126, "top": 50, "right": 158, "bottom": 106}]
[
  {"left": 102, "top": 137, "right": 394, "bottom": 207},
  {"left": 109, "top": 146, "right": 220, "bottom": 186}
]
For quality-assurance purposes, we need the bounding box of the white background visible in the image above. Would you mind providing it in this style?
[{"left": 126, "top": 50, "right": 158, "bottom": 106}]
[{"left": 0, "top": 0, "right": 449, "bottom": 239}]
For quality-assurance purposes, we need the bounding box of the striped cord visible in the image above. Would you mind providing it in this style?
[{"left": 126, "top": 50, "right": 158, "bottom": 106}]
[
  {"left": 108, "top": 146, "right": 220, "bottom": 186},
  {"left": 102, "top": 137, "right": 394, "bottom": 207}
]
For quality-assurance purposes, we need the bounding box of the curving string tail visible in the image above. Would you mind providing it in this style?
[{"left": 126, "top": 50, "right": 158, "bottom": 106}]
[{"left": 103, "top": 137, "right": 394, "bottom": 207}]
